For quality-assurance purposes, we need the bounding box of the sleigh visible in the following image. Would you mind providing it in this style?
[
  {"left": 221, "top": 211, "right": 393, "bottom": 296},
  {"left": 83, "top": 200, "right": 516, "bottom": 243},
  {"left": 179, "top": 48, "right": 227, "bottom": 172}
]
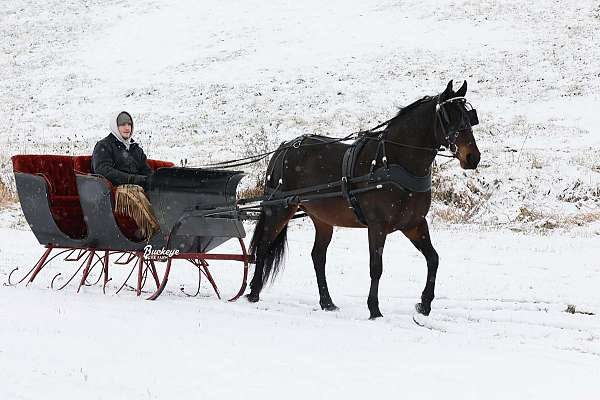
[{"left": 9, "top": 154, "right": 249, "bottom": 301}]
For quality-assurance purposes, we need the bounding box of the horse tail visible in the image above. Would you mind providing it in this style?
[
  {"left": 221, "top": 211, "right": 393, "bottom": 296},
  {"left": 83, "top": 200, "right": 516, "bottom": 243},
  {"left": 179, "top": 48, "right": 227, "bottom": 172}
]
[{"left": 249, "top": 208, "right": 289, "bottom": 286}]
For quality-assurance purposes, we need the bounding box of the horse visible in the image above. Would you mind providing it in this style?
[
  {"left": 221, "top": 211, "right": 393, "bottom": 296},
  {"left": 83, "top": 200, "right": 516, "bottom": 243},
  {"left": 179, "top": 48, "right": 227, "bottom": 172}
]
[{"left": 246, "top": 80, "right": 481, "bottom": 319}]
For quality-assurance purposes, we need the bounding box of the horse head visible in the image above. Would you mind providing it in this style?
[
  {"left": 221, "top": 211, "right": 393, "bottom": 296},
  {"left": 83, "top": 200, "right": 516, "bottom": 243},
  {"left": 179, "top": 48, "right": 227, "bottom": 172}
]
[{"left": 436, "top": 80, "right": 481, "bottom": 169}]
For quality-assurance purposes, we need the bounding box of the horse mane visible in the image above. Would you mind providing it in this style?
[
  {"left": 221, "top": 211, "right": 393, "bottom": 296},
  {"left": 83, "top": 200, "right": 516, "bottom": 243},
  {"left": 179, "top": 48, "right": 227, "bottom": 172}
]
[
  {"left": 395, "top": 95, "right": 435, "bottom": 117},
  {"left": 383, "top": 95, "right": 436, "bottom": 130}
]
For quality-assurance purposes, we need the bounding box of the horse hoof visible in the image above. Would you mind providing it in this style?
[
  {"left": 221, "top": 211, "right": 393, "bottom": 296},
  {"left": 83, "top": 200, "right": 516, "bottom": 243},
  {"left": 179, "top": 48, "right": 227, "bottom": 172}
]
[
  {"left": 415, "top": 302, "right": 431, "bottom": 316},
  {"left": 246, "top": 293, "right": 260, "bottom": 303},
  {"left": 369, "top": 312, "right": 383, "bottom": 320},
  {"left": 321, "top": 303, "right": 339, "bottom": 311}
]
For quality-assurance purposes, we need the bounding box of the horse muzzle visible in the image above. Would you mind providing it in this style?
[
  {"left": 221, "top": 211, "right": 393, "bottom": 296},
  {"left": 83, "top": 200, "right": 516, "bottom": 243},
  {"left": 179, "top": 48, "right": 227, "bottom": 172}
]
[{"left": 462, "top": 151, "right": 480, "bottom": 169}]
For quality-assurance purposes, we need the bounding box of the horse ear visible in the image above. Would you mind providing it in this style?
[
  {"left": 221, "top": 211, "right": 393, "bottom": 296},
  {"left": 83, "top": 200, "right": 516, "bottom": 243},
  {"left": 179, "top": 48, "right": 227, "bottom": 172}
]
[
  {"left": 441, "top": 80, "right": 453, "bottom": 99},
  {"left": 456, "top": 80, "right": 467, "bottom": 97}
]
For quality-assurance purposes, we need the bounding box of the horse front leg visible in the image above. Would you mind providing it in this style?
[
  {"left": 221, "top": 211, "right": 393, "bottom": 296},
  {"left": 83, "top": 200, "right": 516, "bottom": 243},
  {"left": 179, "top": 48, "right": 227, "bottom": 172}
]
[
  {"left": 367, "top": 227, "right": 387, "bottom": 319},
  {"left": 403, "top": 219, "right": 439, "bottom": 316},
  {"left": 310, "top": 217, "right": 337, "bottom": 311}
]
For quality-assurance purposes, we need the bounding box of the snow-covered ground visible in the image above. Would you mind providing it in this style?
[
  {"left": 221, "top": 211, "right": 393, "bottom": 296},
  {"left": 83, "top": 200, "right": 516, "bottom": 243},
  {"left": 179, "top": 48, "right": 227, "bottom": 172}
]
[
  {"left": 1, "top": 222, "right": 599, "bottom": 399},
  {"left": 1, "top": 0, "right": 600, "bottom": 398}
]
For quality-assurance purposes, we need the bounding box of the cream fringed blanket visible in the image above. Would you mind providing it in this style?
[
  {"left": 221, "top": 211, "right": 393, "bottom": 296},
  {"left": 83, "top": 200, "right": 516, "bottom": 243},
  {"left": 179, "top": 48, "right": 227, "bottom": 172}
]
[{"left": 114, "top": 184, "right": 160, "bottom": 240}]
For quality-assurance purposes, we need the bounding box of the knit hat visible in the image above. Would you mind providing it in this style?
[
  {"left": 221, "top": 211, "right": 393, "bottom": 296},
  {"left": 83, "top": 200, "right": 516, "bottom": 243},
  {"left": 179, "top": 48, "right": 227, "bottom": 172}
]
[
  {"left": 117, "top": 111, "right": 133, "bottom": 126},
  {"left": 110, "top": 111, "right": 134, "bottom": 150}
]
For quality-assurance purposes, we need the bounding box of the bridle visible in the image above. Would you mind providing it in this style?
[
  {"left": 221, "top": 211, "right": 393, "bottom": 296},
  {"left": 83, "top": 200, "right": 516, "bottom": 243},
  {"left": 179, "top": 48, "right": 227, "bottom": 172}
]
[
  {"left": 367, "top": 95, "right": 480, "bottom": 161},
  {"left": 435, "top": 96, "right": 479, "bottom": 155}
]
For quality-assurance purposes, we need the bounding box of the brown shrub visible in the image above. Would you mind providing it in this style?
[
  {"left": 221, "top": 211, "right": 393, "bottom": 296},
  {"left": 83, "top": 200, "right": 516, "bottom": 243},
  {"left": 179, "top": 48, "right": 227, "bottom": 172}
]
[
  {"left": 515, "top": 206, "right": 600, "bottom": 229},
  {"left": 238, "top": 180, "right": 265, "bottom": 200},
  {"left": 430, "top": 162, "right": 492, "bottom": 223},
  {"left": 0, "top": 175, "right": 17, "bottom": 206}
]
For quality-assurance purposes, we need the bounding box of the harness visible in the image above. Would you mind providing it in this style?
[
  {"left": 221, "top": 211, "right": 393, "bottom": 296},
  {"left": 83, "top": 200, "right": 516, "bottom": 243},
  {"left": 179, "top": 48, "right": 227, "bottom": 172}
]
[
  {"left": 339, "top": 95, "right": 477, "bottom": 226},
  {"left": 200, "top": 94, "right": 479, "bottom": 226},
  {"left": 341, "top": 136, "right": 370, "bottom": 224},
  {"left": 340, "top": 133, "right": 432, "bottom": 226}
]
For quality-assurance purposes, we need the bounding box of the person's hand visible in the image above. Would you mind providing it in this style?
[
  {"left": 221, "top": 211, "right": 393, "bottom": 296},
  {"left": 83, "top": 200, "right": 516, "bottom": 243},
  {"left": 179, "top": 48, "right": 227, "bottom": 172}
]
[{"left": 131, "top": 174, "right": 148, "bottom": 188}]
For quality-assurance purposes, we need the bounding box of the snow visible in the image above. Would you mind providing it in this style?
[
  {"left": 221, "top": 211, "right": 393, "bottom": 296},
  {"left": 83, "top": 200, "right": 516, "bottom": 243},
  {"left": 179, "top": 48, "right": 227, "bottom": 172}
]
[
  {"left": 1, "top": 224, "right": 600, "bottom": 399},
  {"left": 1, "top": 0, "right": 600, "bottom": 398}
]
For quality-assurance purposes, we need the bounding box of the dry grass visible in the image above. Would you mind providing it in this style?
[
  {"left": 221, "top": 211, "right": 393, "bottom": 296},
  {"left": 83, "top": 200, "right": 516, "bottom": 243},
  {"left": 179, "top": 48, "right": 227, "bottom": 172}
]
[
  {"left": 516, "top": 207, "right": 559, "bottom": 229},
  {"left": 571, "top": 151, "right": 600, "bottom": 173},
  {"left": 557, "top": 179, "right": 600, "bottom": 204},
  {"left": 233, "top": 125, "right": 281, "bottom": 201},
  {"left": 0, "top": 175, "right": 17, "bottom": 207},
  {"left": 430, "top": 162, "right": 493, "bottom": 223},
  {"left": 516, "top": 206, "right": 600, "bottom": 229},
  {"left": 562, "top": 211, "right": 600, "bottom": 226},
  {"left": 237, "top": 180, "right": 265, "bottom": 200},
  {"left": 530, "top": 154, "right": 543, "bottom": 169},
  {"left": 565, "top": 304, "right": 595, "bottom": 315}
]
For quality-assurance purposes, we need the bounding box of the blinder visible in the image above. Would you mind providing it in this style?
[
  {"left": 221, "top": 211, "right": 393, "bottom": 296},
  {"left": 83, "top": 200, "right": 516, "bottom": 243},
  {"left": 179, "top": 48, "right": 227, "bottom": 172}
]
[
  {"left": 436, "top": 96, "right": 478, "bottom": 153},
  {"left": 467, "top": 108, "right": 479, "bottom": 126}
]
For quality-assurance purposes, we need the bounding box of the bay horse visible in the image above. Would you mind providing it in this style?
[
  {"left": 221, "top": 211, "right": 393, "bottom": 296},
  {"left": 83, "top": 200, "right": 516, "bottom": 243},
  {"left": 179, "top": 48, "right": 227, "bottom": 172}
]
[{"left": 246, "top": 80, "right": 481, "bottom": 319}]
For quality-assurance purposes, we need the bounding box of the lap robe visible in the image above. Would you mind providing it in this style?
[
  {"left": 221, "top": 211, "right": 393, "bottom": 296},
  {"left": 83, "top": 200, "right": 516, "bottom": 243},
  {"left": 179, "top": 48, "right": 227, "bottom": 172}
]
[{"left": 114, "top": 184, "right": 160, "bottom": 241}]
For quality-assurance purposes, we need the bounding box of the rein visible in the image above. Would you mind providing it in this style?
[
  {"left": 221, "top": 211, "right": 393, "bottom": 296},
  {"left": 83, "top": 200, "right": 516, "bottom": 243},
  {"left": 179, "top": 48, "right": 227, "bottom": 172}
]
[
  {"left": 200, "top": 130, "right": 363, "bottom": 169},
  {"left": 201, "top": 94, "right": 477, "bottom": 169},
  {"left": 361, "top": 135, "right": 457, "bottom": 159},
  {"left": 201, "top": 115, "right": 451, "bottom": 169}
]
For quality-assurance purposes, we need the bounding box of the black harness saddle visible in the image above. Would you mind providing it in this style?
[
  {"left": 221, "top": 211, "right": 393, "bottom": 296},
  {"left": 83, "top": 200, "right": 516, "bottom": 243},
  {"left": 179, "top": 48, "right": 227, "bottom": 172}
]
[{"left": 341, "top": 135, "right": 432, "bottom": 226}]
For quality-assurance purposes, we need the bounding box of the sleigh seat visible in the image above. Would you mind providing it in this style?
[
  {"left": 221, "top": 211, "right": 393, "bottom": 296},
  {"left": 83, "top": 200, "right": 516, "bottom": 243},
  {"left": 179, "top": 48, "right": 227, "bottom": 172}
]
[
  {"left": 12, "top": 155, "right": 88, "bottom": 245},
  {"left": 73, "top": 155, "right": 174, "bottom": 245}
]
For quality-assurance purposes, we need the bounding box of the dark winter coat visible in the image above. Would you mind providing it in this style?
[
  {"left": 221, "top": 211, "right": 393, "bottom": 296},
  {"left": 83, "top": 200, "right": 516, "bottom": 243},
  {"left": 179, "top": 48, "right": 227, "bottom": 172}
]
[{"left": 92, "top": 133, "right": 152, "bottom": 188}]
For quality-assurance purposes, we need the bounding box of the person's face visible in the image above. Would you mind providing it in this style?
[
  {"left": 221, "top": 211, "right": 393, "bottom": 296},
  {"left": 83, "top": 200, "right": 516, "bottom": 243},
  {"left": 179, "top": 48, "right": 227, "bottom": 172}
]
[{"left": 118, "top": 123, "right": 132, "bottom": 139}]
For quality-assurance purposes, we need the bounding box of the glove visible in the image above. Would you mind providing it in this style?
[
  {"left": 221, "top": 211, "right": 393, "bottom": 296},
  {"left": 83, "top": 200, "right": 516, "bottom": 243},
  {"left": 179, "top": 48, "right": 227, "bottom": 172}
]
[{"left": 130, "top": 174, "right": 148, "bottom": 189}]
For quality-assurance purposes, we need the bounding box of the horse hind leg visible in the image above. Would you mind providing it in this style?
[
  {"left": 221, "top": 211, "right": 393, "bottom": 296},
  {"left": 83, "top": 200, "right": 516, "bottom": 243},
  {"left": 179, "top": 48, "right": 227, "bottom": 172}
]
[
  {"left": 246, "top": 204, "right": 297, "bottom": 303},
  {"left": 402, "top": 219, "right": 439, "bottom": 316},
  {"left": 309, "top": 216, "right": 337, "bottom": 311}
]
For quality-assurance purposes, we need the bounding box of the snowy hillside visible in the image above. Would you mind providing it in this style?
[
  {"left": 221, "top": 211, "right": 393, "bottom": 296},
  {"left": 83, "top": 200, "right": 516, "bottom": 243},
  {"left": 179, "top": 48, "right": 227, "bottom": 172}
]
[
  {"left": 1, "top": 0, "right": 599, "bottom": 228},
  {"left": 1, "top": 1, "right": 599, "bottom": 399}
]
